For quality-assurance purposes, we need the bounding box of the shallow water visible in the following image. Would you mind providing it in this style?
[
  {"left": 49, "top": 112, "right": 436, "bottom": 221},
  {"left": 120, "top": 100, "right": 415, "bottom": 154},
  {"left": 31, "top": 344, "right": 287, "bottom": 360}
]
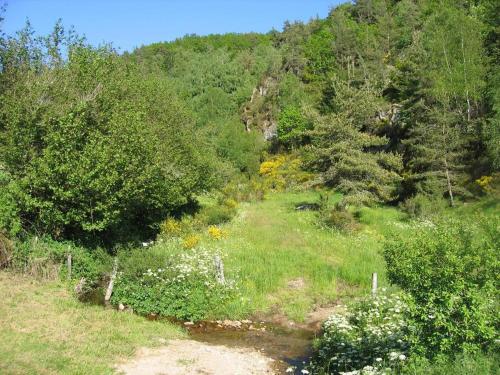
[
  {"left": 83, "top": 291, "right": 316, "bottom": 374},
  {"left": 186, "top": 321, "right": 315, "bottom": 374}
]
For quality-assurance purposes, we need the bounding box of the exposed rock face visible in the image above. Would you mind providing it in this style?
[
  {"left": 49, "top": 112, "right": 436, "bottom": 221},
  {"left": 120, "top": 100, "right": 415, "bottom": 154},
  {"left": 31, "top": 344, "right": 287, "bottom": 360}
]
[
  {"left": 242, "top": 76, "right": 278, "bottom": 140},
  {"left": 263, "top": 119, "right": 278, "bottom": 141}
]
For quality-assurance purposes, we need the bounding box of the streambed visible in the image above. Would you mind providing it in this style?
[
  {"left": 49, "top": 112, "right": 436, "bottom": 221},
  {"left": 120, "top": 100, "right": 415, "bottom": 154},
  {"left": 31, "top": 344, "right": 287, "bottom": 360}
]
[{"left": 184, "top": 320, "right": 315, "bottom": 374}]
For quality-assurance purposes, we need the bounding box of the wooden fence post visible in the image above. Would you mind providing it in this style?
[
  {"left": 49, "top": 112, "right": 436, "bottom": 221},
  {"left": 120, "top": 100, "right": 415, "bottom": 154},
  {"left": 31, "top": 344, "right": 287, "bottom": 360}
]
[
  {"left": 67, "top": 253, "right": 72, "bottom": 279},
  {"left": 104, "top": 258, "right": 118, "bottom": 306},
  {"left": 214, "top": 255, "right": 225, "bottom": 285},
  {"left": 371, "top": 272, "right": 378, "bottom": 295}
]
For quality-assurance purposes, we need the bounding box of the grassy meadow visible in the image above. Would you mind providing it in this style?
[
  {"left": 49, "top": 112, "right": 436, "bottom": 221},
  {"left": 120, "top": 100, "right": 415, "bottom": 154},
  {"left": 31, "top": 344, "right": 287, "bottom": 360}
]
[
  {"left": 191, "top": 191, "right": 408, "bottom": 321},
  {"left": 0, "top": 272, "right": 184, "bottom": 375}
]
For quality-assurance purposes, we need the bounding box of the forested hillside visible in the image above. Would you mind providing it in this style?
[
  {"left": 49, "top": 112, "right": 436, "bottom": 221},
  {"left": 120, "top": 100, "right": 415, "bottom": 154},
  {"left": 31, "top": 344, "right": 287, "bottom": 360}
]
[
  {"left": 130, "top": 0, "right": 499, "bottom": 207},
  {"left": 0, "top": 1, "right": 498, "bottom": 375}
]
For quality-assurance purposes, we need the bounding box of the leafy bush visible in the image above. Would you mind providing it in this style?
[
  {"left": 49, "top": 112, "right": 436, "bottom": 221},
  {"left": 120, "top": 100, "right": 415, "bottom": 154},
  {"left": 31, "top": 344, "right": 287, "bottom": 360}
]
[
  {"left": 400, "top": 194, "right": 446, "bottom": 218},
  {"left": 221, "top": 176, "right": 267, "bottom": 202},
  {"left": 0, "top": 171, "right": 21, "bottom": 236},
  {"left": 10, "top": 237, "right": 111, "bottom": 286},
  {"left": 309, "top": 293, "right": 410, "bottom": 375},
  {"left": 207, "top": 225, "right": 227, "bottom": 240},
  {"left": 277, "top": 105, "right": 311, "bottom": 148},
  {"left": 319, "top": 202, "right": 360, "bottom": 233},
  {"left": 259, "top": 153, "right": 314, "bottom": 191},
  {"left": 112, "top": 247, "right": 238, "bottom": 320},
  {"left": 197, "top": 204, "right": 236, "bottom": 226},
  {"left": 384, "top": 216, "right": 499, "bottom": 358},
  {"left": 0, "top": 41, "right": 217, "bottom": 242},
  {"left": 182, "top": 234, "right": 200, "bottom": 249},
  {"left": 401, "top": 352, "right": 500, "bottom": 375}
]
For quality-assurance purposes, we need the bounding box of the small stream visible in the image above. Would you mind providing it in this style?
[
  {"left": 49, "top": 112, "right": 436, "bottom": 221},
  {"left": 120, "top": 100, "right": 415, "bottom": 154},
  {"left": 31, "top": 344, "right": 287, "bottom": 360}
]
[
  {"left": 184, "top": 320, "right": 316, "bottom": 374},
  {"left": 81, "top": 290, "right": 317, "bottom": 374}
]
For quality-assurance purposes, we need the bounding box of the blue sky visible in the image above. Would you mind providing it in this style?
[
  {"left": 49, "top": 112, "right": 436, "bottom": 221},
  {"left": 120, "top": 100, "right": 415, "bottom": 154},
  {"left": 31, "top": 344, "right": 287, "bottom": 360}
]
[{"left": 3, "top": 1, "right": 344, "bottom": 52}]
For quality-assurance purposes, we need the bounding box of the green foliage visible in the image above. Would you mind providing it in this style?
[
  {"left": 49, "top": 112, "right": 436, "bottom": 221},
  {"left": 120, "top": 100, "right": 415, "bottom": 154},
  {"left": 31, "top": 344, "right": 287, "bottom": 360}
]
[
  {"left": 384, "top": 217, "right": 499, "bottom": 358},
  {"left": 259, "top": 153, "right": 314, "bottom": 191},
  {"left": 400, "top": 194, "right": 447, "bottom": 219},
  {"left": 0, "top": 170, "right": 21, "bottom": 236},
  {"left": 310, "top": 292, "right": 410, "bottom": 374},
  {"left": 318, "top": 201, "right": 360, "bottom": 233},
  {"left": 307, "top": 80, "right": 403, "bottom": 205},
  {"left": 220, "top": 175, "right": 267, "bottom": 202},
  {"left": 277, "top": 105, "right": 311, "bottom": 148},
  {"left": 112, "top": 247, "right": 239, "bottom": 320},
  {"left": 197, "top": 204, "right": 237, "bottom": 226},
  {"left": 0, "top": 39, "right": 216, "bottom": 241},
  {"left": 401, "top": 352, "right": 500, "bottom": 375},
  {"left": 215, "top": 119, "right": 264, "bottom": 174},
  {"left": 10, "top": 236, "right": 111, "bottom": 286}
]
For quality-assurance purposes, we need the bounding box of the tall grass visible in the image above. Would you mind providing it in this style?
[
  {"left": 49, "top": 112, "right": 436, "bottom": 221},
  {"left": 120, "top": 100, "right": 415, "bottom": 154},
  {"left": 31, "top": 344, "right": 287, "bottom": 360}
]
[{"left": 191, "top": 191, "right": 408, "bottom": 320}]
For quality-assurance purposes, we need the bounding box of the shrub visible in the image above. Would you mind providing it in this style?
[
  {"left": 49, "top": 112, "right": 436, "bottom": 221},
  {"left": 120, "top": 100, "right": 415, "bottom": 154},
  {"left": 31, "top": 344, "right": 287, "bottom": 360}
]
[
  {"left": 319, "top": 202, "right": 360, "bottom": 233},
  {"left": 401, "top": 352, "right": 500, "bottom": 375},
  {"left": 10, "top": 237, "right": 111, "bottom": 287},
  {"left": 277, "top": 105, "right": 311, "bottom": 148},
  {"left": 182, "top": 234, "right": 200, "bottom": 249},
  {"left": 197, "top": 205, "right": 236, "bottom": 226},
  {"left": 159, "top": 216, "right": 203, "bottom": 241},
  {"left": 207, "top": 226, "right": 227, "bottom": 240},
  {"left": 221, "top": 176, "right": 267, "bottom": 202},
  {"left": 309, "top": 292, "right": 411, "bottom": 375},
  {"left": 0, "top": 171, "right": 22, "bottom": 236},
  {"left": 259, "top": 153, "right": 314, "bottom": 191},
  {"left": 0, "top": 232, "right": 13, "bottom": 268},
  {"left": 112, "top": 247, "right": 238, "bottom": 320},
  {"left": 384, "top": 216, "right": 499, "bottom": 358},
  {"left": 400, "top": 194, "right": 446, "bottom": 218},
  {"left": 160, "top": 218, "right": 183, "bottom": 237}
]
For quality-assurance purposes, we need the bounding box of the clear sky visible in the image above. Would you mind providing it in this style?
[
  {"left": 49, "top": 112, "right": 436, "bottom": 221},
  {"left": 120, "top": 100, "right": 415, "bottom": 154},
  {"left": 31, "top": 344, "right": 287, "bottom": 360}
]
[{"left": 3, "top": 0, "right": 344, "bottom": 52}]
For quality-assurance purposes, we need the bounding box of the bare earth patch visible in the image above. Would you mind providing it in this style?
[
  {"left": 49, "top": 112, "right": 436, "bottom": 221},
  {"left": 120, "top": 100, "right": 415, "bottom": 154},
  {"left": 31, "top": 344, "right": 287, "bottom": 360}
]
[{"left": 115, "top": 339, "right": 276, "bottom": 375}]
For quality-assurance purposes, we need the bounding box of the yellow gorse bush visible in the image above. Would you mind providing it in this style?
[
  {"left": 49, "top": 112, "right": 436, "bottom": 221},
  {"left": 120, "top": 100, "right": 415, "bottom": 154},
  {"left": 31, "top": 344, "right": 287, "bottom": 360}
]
[
  {"left": 160, "top": 218, "right": 182, "bottom": 236},
  {"left": 222, "top": 198, "right": 238, "bottom": 209},
  {"left": 182, "top": 234, "right": 200, "bottom": 249},
  {"left": 207, "top": 225, "right": 227, "bottom": 240},
  {"left": 259, "top": 154, "right": 314, "bottom": 191},
  {"left": 476, "top": 175, "right": 493, "bottom": 191},
  {"left": 259, "top": 156, "right": 286, "bottom": 176}
]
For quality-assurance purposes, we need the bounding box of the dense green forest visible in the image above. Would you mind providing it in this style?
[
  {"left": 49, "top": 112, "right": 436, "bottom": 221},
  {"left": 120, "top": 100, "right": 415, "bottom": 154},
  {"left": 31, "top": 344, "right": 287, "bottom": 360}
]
[{"left": 0, "top": 1, "right": 498, "bottom": 374}]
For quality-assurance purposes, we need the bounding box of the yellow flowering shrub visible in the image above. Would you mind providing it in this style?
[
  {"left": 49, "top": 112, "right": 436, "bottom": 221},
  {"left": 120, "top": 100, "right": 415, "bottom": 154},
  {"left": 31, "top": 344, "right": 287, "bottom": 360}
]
[
  {"left": 207, "top": 225, "right": 227, "bottom": 240},
  {"left": 476, "top": 175, "right": 493, "bottom": 192},
  {"left": 182, "top": 234, "right": 200, "bottom": 249},
  {"left": 222, "top": 198, "right": 238, "bottom": 209},
  {"left": 259, "top": 156, "right": 285, "bottom": 176},
  {"left": 259, "top": 154, "right": 314, "bottom": 191},
  {"left": 160, "top": 218, "right": 182, "bottom": 237}
]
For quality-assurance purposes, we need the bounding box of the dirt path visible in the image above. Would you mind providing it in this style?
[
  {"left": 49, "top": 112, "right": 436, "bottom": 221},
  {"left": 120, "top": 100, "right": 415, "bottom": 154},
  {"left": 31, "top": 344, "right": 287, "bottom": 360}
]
[{"left": 115, "top": 339, "right": 276, "bottom": 375}]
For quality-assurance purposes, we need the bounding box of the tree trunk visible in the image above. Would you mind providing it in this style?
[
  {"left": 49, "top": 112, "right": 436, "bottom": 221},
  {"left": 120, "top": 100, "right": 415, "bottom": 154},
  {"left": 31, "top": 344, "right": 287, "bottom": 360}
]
[{"left": 444, "top": 157, "right": 454, "bottom": 207}]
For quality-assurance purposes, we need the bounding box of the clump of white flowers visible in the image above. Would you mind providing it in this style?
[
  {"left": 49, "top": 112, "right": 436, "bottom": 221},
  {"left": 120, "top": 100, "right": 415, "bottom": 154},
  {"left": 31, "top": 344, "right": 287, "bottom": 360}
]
[
  {"left": 309, "top": 291, "right": 410, "bottom": 374},
  {"left": 112, "top": 247, "right": 239, "bottom": 320},
  {"left": 140, "top": 248, "right": 237, "bottom": 291}
]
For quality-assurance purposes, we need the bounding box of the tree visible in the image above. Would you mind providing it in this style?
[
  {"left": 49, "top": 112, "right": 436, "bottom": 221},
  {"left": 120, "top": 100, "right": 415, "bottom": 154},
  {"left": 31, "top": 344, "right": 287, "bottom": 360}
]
[
  {"left": 307, "top": 79, "right": 402, "bottom": 205},
  {"left": 277, "top": 105, "right": 310, "bottom": 148},
  {"left": 0, "top": 34, "right": 216, "bottom": 241}
]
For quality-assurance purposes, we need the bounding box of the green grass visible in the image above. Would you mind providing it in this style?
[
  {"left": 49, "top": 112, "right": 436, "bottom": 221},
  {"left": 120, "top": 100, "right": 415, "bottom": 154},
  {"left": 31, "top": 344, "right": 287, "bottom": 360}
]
[
  {"left": 195, "top": 191, "right": 409, "bottom": 321},
  {"left": 402, "top": 353, "right": 500, "bottom": 375},
  {"left": 0, "top": 271, "right": 184, "bottom": 375}
]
